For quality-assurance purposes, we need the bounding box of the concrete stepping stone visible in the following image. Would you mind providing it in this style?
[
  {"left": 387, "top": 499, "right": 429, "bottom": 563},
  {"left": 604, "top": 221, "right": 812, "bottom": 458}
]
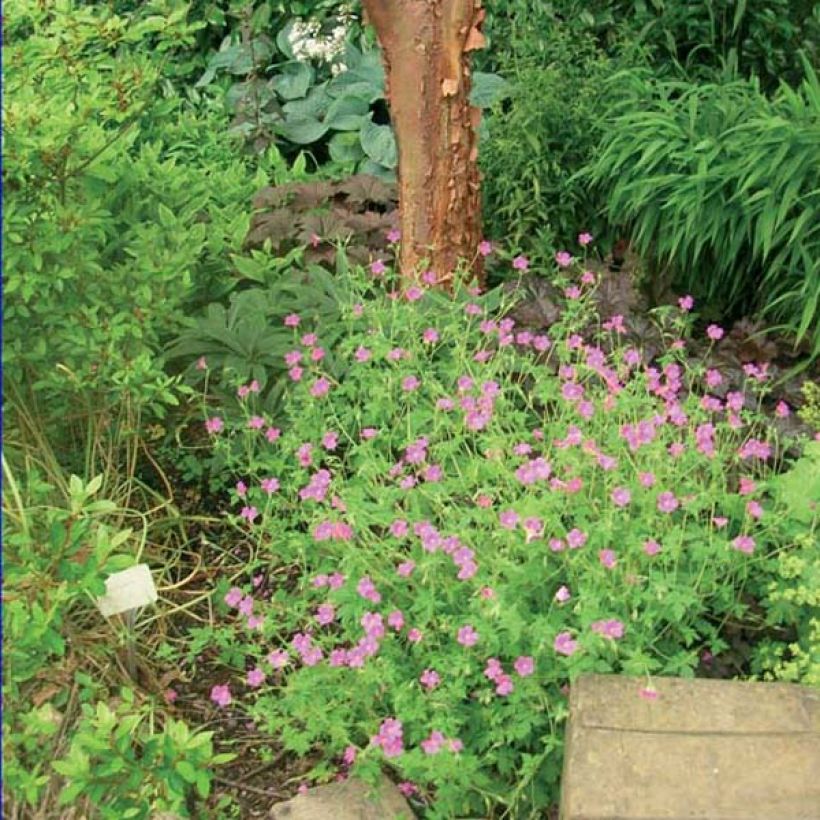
[
  {"left": 560, "top": 674, "right": 820, "bottom": 819},
  {"left": 269, "top": 774, "right": 413, "bottom": 820}
]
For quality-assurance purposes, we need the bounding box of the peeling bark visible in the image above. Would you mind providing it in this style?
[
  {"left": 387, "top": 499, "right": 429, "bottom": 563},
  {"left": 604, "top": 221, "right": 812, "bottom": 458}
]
[{"left": 362, "top": 0, "right": 485, "bottom": 289}]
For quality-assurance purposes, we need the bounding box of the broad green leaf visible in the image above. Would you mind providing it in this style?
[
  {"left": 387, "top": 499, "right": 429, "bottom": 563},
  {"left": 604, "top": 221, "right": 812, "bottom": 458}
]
[
  {"left": 328, "top": 131, "right": 365, "bottom": 163},
  {"left": 272, "top": 62, "right": 313, "bottom": 101},
  {"left": 470, "top": 72, "right": 511, "bottom": 108},
  {"left": 359, "top": 118, "right": 397, "bottom": 168},
  {"left": 276, "top": 116, "right": 328, "bottom": 145},
  {"left": 324, "top": 95, "right": 369, "bottom": 131}
]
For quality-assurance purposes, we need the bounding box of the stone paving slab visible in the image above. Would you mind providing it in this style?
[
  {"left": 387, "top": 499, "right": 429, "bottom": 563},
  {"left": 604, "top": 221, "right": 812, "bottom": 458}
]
[
  {"left": 269, "top": 774, "right": 413, "bottom": 820},
  {"left": 560, "top": 675, "right": 820, "bottom": 820}
]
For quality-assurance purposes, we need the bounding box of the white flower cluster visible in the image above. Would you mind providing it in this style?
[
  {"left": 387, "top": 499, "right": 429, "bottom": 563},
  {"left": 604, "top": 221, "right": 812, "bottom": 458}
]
[{"left": 287, "top": 6, "right": 354, "bottom": 74}]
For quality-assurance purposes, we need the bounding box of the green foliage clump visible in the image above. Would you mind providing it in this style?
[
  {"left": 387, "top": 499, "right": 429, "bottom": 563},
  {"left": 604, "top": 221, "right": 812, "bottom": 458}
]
[
  {"left": 52, "top": 690, "right": 233, "bottom": 817},
  {"left": 480, "top": 24, "right": 620, "bottom": 258},
  {"left": 1, "top": 464, "right": 227, "bottom": 816},
  {"left": 585, "top": 65, "right": 820, "bottom": 353},
  {"left": 175, "top": 260, "right": 816, "bottom": 817},
  {"left": 196, "top": 12, "right": 507, "bottom": 177},
  {"left": 2, "top": 0, "right": 283, "bottom": 468},
  {"left": 798, "top": 381, "right": 820, "bottom": 432},
  {"left": 482, "top": 0, "right": 819, "bottom": 89}
]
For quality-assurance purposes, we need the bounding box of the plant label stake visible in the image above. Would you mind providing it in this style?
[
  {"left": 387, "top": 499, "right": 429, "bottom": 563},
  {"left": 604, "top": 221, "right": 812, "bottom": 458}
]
[{"left": 96, "top": 564, "right": 157, "bottom": 679}]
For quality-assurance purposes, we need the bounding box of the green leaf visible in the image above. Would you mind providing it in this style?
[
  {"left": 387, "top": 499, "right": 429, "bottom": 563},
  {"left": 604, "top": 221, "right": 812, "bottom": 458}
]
[
  {"left": 176, "top": 760, "right": 198, "bottom": 783},
  {"left": 272, "top": 62, "right": 313, "bottom": 101},
  {"left": 470, "top": 72, "right": 511, "bottom": 108},
  {"left": 324, "top": 95, "right": 369, "bottom": 131},
  {"left": 276, "top": 116, "right": 328, "bottom": 145},
  {"left": 359, "top": 118, "right": 397, "bottom": 169},
  {"left": 195, "top": 771, "right": 211, "bottom": 798},
  {"left": 282, "top": 83, "right": 331, "bottom": 119},
  {"left": 158, "top": 203, "right": 176, "bottom": 228},
  {"left": 328, "top": 131, "right": 365, "bottom": 164}
]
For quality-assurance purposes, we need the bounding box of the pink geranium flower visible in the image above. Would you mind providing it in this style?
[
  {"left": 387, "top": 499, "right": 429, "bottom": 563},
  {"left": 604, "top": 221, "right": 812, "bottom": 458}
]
[
  {"left": 611, "top": 487, "right": 631, "bottom": 507},
  {"left": 567, "top": 528, "right": 587, "bottom": 549},
  {"left": 240, "top": 506, "right": 258, "bottom": 524},
  {"left": 599, "top": 549, "right": 617, "bottom": 569},
  {"left": 210, "top": 684, "right": 232, "bottom": 707},
  {"left": 247, "top": 667, "right": 265, "bottom": 687},
  {"left": 657, "top": 491, "right": 679, "bottom": 513},
  {"left": 310, "top": 377, "right": 330, "bottom": 397},
  {"left": 732, "top": 535, "right": 756, "bottom": 554},
  {"left": 591, "top": 619, "right": 624, "bottom": 639},
  {"left": 267, "top": 649, "right": 289, "bottom": 669},
  {"left": 554, "top": 632, "right": 578, "bottom": 656},
  {"left": 205, "top": 417, "right": 224, "bottom": 434},
  {"left": 420, "top": 669, "right": 440, "bottom": 690},
  {"left": 261, "top": 477, "right": 279, "bottom": 494},
  {"left": 514, "top": 656, "right": 534, "bottom": 677},
  {"left": 457, "top": 625, "right": 479, "bottom": 647},
  {"left": 421, "top": 730, "right": 445, "bottom": 755}
]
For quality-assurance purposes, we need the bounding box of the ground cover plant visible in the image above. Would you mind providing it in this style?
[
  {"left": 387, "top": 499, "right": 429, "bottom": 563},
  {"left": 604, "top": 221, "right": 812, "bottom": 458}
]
[
  {"left": 5, "top": 1, "right": 820, "bottom": 817},
  {"left": 168, "top": 247, "right": 818, "bottom": 817}
]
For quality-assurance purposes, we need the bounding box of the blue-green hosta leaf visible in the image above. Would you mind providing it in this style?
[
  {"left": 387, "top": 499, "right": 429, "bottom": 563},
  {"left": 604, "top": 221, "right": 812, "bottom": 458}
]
[
  {"left": 282, "top": 83, "right": 331, "bottom": 118},
  {"left": 470, "top": 72, "right": 511, "bottom": 108},
  {"left": 276, "top": 115, "right": 328, "bottom": 145},
  {"left": 359, "top": 118, "right": 397, "bottom": 168},
  {"left": 328, "top": 131, "right": 365, "bottom": 164},
  {"left": 324, "top": 95, "right": 369, "bottom": 131},
  {"left": 357, "top": 158, "right": 396, "bottom": 182},
  {"left": 276, "top": 20, "right": 297, "bottom": 60},
  {"left": 272, "top": 61, "right": 314, "bottom": 100},
  {"left": 196, "top": 37, "right": 275, "bottom": 86},
  {"left": 327, "top": 52, "right": 384, "bottom": 102}
]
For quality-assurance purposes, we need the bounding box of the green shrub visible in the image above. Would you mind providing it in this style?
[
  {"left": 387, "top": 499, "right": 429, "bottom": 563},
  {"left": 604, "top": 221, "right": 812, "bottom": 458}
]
[
  {"left": 171, "top": 259, "right": 815, "bottom": 817},
  {"left": 585, "top": 64, "right": 820, "bottom": 353},
  {"left": 480, "top": 24, "right": 619, "bottom": 262},
  {"left": 1, "top": 448, "right": 230, "bottom": 816},
  {"left": 481, "top": 0, "right": 819, "bottom": 89},
  {"left": 2, "top": 0, "right": 287, "bottom": 469},
  {"left": 52, "top": 690, "right": 233, "bottom": 817}
]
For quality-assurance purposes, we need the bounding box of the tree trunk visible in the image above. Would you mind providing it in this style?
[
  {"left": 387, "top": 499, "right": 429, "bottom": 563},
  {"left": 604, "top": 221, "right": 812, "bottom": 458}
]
[{"left": 361, "top": 0, "right": 486, "bottom": 289}]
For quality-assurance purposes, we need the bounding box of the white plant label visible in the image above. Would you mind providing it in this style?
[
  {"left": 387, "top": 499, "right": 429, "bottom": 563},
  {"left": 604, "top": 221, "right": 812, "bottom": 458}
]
[{"left": 96, "top": 564, "right": 157, "bottom": 617}]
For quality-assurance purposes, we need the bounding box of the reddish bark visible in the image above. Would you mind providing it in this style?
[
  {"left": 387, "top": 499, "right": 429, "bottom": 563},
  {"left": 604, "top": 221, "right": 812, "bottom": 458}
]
[{"left": 361, "top": 0, "right": 485, "bottom": 289}]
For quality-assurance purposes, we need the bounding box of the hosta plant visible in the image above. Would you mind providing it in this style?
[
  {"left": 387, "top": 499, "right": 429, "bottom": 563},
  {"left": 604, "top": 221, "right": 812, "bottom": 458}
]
[
  {"left": 174, "top": 246, "right": 816, "bottom": 818},
  {"left": 197, "top": 9, "right": 509, "bottom": 174}
]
